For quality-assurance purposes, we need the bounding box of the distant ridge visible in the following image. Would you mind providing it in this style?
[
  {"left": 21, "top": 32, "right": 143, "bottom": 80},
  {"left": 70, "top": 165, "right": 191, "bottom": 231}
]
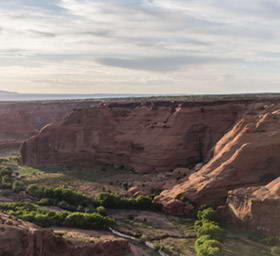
[{"left": 0, "top": 90, "right": 18, "bottom": 95}]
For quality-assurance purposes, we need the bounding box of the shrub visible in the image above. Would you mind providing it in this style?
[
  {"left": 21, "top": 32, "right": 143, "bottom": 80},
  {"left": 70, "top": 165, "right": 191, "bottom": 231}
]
[
  {"left": 96, "top": 192, "right": 121, "bottom": 208},
  {"left": 37, "top": 198, "right": 52, "bottom": 206},
  {"left": 194, "top": 207, "right": 224, "bottom": 256},
  {"left": 26, "top": 185, "right": 94, "bottom": 208},
  {"left": 96, "top": 206, "right": 106, "bottom": 215},
  {"left": 0, "top": 189, "right": 12, "bottom": 196},
  {"left": 271, "top": 246, "right": 280, "bottom": 256},
  {"left": 0, "top": 167, "right": 13, "bottom": 177},
  {"left": 65, "top": 212, "right": 114, "bottom": 229},
  {"left": 195, "top": 236, "right": 223, "bottom": 256},
  {"left": 95, "top": 192, "right": 157, "bottom": 210},
  {"left": 12, "top": 181, "right": 25, "bottom": 192},
  {"left": 26, "top": 184, "right": 44, "bottom": 197},
  {"left": 198, "top": 207, "right": 217, "bottom": 222},
  {"left": 0, "top": 202, "right": 114, "bottom": 230},
  {"left": 197, "top": 221, "right": 225, "bottom": 241}
]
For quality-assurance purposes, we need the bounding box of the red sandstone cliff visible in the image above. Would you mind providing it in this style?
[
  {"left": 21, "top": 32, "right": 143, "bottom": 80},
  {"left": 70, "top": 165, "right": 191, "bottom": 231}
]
[
  {"left": 0, "top": 213, "right": 131, "bottom": 256},
  {"left": 157, "top": 103, "right": 280, "bottom": 206},
  {"left": 227, "top": 177, "right": 280, "bottom": 235},
  {"left": 0, "top": 100, "right": 99, "bottom": 155},
  {"left": 20, "top": 100, "right": 244, "bottom": 172}
]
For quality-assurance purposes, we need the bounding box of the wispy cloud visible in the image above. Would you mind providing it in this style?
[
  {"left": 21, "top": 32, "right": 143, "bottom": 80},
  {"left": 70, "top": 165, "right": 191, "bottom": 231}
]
[{"left": 0, "top": 0, "right": 280, "bottom": 94}]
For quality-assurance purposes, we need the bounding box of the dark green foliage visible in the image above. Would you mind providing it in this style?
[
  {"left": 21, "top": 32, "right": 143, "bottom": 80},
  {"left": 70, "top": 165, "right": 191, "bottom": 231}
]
[
  {"left": 26, "top": 185, "right": 95, "bottom": 209},
  {"left": 12, "top": 180, "right": 24, "bottom": 192},
  {"left": 26, "top": 184, "right": 44, "bottom": 197},
  {"left": 195, "top": 236, "right": 223, "bottom": 256},
  {"left": 95, "top": 192, "right": 158, "bottom": 210},
  {"left": 271, "top": 246, "right": 280, "bottom": 256},
  {"left": 0, "top": 167, "right": 13, "bottom": 177},
  {"left": 0, "top": 202, "right": 114, "bottom": 230},
  {"left": 198, "top": 207, "right": 217, "bottom": 222},
  {"left": 1, "top": 175, "right": 11, "bottom": 189},
  {"left": 65, "top": 212, "right": 114, "bottom": 229},
  {"left": 196, "top": 221, "right": 225, "bottom": 241},
  {"left": 27, "top": 185, "right": 159, "bottom": 212},
  {"left": 194, "top": 207, "right": 224, "bottom": 256},
  {"left": 96, "top": 206, "right": 106, "bottom": 215}
]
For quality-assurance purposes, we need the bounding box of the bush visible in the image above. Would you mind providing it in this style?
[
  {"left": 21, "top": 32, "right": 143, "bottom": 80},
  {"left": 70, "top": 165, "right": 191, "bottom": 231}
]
[
  {"left": 26, "top": 185, "right": 94, "bottom": 208},
  {"left": 271, "top": 246, "right": 280, "bottom": 256},
  {"left": 0, "top": 167, "right": 13, "bottom": 177},
  {"left": 96, "top": 192, "right": 121, "bottom": 208},
  {"left": 197, "top": 221, "right": 225, "bottom": 241},
  {"left": 0, "top": 189, "right": 12, "bottom": 196},
  {"left": 26, "top": 184, "right": 44, "bottom": 197},
  {"left": 198, "top": 207, "right": 217, "bottom": 222},
  {"left": 96, "top": 206, "right": 106, "bottom": 215},
  {"left": 95, "top": 192, "right": 157, "bottom": 210},
  {"left": 195, "top": 236, "right": 223, "bottom": 256},
  {"left": 194, "top": 207, "right": 224, "bottom": 256},
  {"left": 0, "top": 202, "right": 114, "bottom": 230},
  {"left": 12, "top": 181, "right": 25, "bottom": 192},
  {"left": 65, "top": 212, "right": 114, "bottom": 229}
]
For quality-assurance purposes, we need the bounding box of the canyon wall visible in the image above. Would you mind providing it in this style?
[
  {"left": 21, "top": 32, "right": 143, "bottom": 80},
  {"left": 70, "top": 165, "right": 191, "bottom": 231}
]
[
  {"left": 19, "top": 97, "right": 280, "bottom": 234},
  {"left": 157, "top": 102, "right": 280, "bottom": 205},
  {"left": 21, "top": 100, "right": 245, "bottom": 172},
  {"left": 227, "top": 177, "right": 280, "bottom": 235},
  {"left": 0, "top": 100, "right": 99, "bottom": 155},
  {"left": 0, "top": 213, "right": 131, "bottom": 256}
]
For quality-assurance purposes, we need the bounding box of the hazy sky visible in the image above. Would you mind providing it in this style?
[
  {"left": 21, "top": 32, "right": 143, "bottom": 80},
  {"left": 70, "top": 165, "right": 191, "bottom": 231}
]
[{"left": 1, "top": 0, "right": 280, "bottom": 94}]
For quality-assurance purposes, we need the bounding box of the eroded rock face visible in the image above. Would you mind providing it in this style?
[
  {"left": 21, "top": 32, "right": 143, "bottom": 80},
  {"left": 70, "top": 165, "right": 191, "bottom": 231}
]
[
  {"left": 21, "top": 100, "right": 243, "bottom": 172},
  {"left": 157, "top": 103, "right": 280, "bottom": 209},
  {"left": 227, "top": 178, "right": 280, "bottom": 235},
  {"left": 0, "top": 100, "right": 98, "bottom": 155},
  {"left": 0, "top": 213, "right": 131, "bottom": 256}
]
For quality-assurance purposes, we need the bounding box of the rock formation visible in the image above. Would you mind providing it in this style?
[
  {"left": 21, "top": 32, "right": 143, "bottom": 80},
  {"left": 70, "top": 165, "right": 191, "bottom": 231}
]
[
  {"left": 0, "top": 100, "right": 99, "bottom": 155},
  {"left": 0, "top": 213, "right": 131, "bottom": 256},
  {"left": 21, "top": 100, "right": 244, "bottom": 172},
  {"left": 157, "top": 103, "right": 280, "bottom": 207},
  {"left": 227, "top": 178, "right": 280, "bottom": 235}
]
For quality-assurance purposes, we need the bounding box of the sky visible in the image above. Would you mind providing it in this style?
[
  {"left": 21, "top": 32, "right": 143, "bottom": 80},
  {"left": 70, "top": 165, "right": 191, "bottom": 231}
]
[{"left": 0, "top": 0, "right": 280, "bottom": 94}]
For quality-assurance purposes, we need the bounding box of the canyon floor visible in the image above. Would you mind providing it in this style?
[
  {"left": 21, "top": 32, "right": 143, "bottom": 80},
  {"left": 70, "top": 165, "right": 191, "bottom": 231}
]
[
  {"left": 0, "top": 155, "right": 276, "bottom": 256},
  {"left": 1, "top": 95, "right": 280, "bottom": 256}
]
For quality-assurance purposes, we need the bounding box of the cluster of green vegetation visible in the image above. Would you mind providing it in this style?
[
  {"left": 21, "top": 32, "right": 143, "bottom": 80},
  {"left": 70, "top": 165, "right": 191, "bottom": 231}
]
[
  {"left": 26, "top": 184, "right": 159, "bottom": 212},
  {"left": 0, "top": 166, "right": 24, "bottom": 194},
  {"left": 194, "top": 207, "right": 224, "bottom": 256},
  {"left": 95, "top": 192, "right": 160, "bottom": 211},
  {"left": 0, "top": 202, "right": 114, "bottom": 230},
  {"left": 27, "top": 184, "right": 94, "bottom": 212}
]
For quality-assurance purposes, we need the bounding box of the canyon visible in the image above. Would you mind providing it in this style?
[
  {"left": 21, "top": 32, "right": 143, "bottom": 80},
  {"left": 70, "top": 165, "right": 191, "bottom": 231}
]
[
  {"left": 0, "top": 100, "right": 100, "bottom": 156},
  {"left": 19, "top": 95, "right": 280, "bottom": 236},
  {"left": 0, "top": 95, "right": 280, "bottom": 256}
]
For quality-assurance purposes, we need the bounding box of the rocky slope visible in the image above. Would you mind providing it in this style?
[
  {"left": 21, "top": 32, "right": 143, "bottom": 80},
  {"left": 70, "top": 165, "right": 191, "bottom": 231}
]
[
  {"left": 0, "top": 100, "right": 99, "bottom": 155},
  {"left": 21, "top": 100, "right": 244, "bottom": 171},
  {"left": 0, "top": 213, "right": 131, "bottom": 256},
  {"left": 157, "top": 103, "right": 280, "bottom": 207},
  {"left": 227, "top": 177, "right": 280, "bottom": 235}
]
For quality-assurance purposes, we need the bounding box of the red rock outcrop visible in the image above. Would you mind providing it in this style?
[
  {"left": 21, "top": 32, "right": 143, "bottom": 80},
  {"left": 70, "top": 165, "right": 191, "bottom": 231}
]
[
  {"left": 0, "top": 213, "right": 131, "bottom": 256},
  {"left": 227, "top": 177, "right": 280, "bottom": 235},
  {"left": 157, "top": 103, "right": 280, "bottom": 209},
  {"left": 0, "top": 100, "right": 99, "bottom": 155},
  {"left": 21, "top": 100, "right": 244, "bottom": 172}
]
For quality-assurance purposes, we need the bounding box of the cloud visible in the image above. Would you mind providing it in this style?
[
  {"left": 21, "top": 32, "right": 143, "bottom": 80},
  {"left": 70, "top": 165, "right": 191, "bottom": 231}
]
[
  {"left": 28, "top": 29, "right": 57, "bottom": 38},
  {"left": 96, "top": 55, "right": 241, "bottom": 72},
  {"left": 0, "top": 0, "right": 280, "bottom": 94}
]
